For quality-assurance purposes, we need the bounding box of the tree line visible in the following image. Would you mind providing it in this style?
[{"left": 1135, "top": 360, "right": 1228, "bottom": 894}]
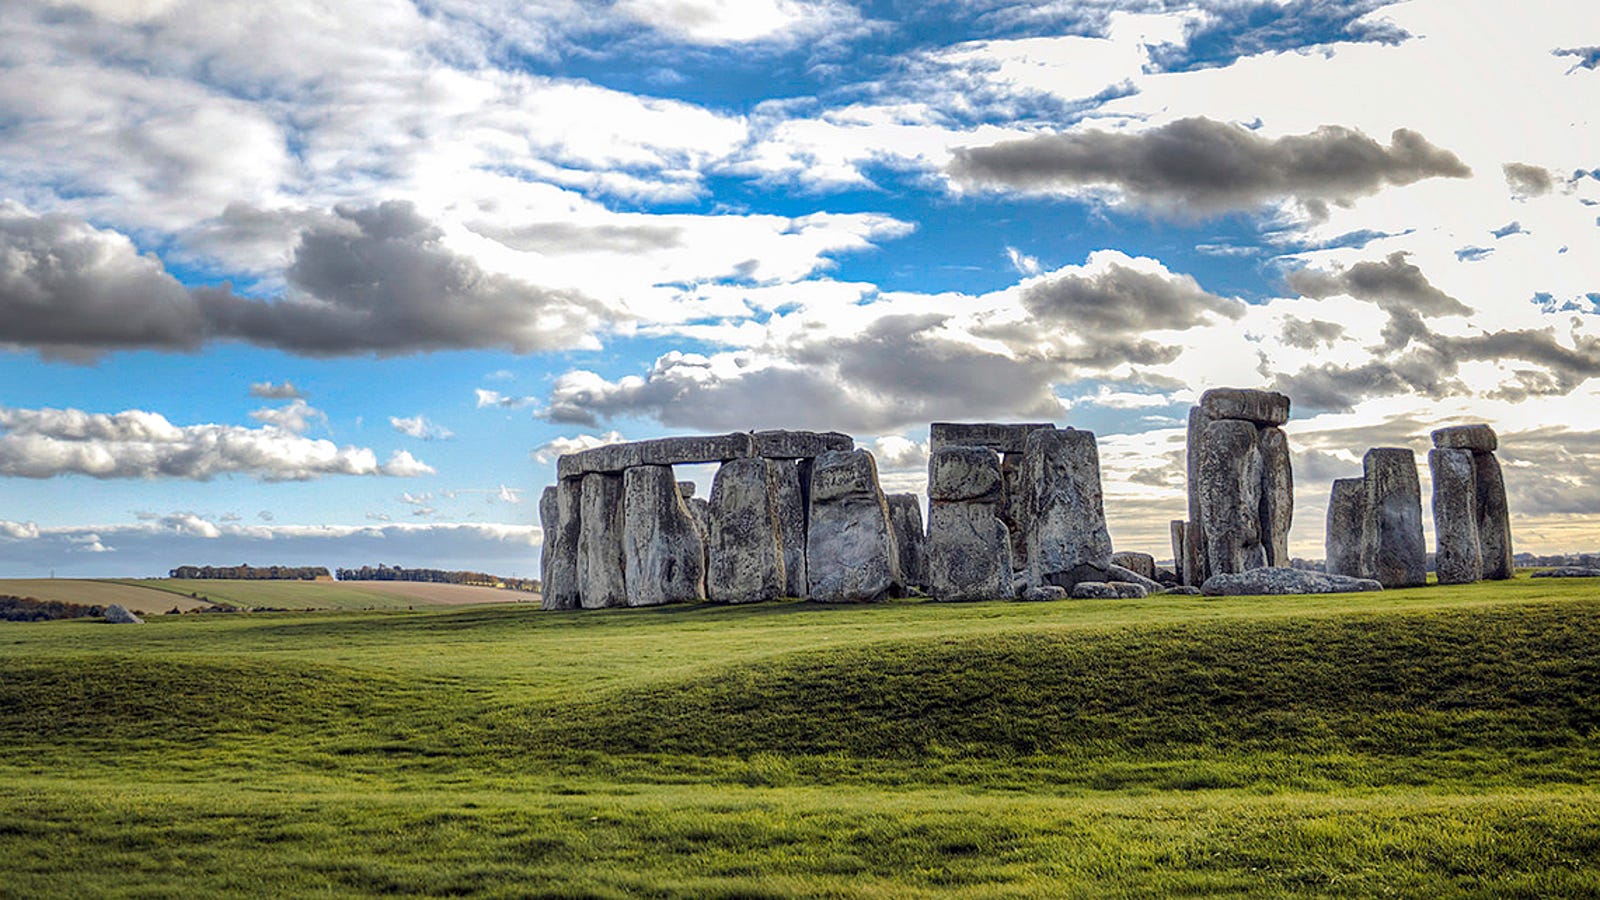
[
  {"left": 335, "top": 564, "right": 538, "bottom": 591},
  {"left": 169, "top": 564, "right": 331, "bottom": 580}
]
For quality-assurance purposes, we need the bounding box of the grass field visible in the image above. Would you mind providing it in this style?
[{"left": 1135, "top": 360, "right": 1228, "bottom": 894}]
[
  {"left": 3, "top": 575, "right": 1600, "bottom": 896},
  {"left": 0, "top": 578, "right": 537, "bottom": 613}
]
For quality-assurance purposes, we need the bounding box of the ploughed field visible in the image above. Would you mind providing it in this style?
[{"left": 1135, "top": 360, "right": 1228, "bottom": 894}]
[
  {"left": 0, "top": 578, "right": 537, "bottom": 613},
  {"left": 3, "top": 576, "right": 1600, "bottom": 896}
]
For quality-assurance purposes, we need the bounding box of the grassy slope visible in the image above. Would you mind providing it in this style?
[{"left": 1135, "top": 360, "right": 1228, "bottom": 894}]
[{"left": 3, "top": 576, "right": 1600, "bottom": 896}]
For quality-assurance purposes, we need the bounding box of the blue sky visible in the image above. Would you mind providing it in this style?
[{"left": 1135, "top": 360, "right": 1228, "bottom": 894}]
[{"left": 1, "top": 0, "right": 1597, "bottom": 576}]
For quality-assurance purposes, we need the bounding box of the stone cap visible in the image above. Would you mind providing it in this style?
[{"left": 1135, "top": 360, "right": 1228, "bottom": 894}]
[
  {"left": 928, "top": 445, "right": 1003, "bottom": 502},
  {"left": 557, "top": 430, "right": 853, "bottom": 479},
  {"left": 930, "top": 422, "right": 1055, "bottom": 454},
  {"left": 1431, "top": 424, "right": 1497, "bottom": 452},
  {"left": 810, "top": 449, "right": 882, "bottom": 503},
  {"left": 1198, "top": 388, "right": 1290, "bottom": 426}
]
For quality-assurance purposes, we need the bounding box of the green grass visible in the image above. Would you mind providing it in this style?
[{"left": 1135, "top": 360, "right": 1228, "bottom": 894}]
[{"left": 3, "top": 576, "right": 1600, "bottom": 895}]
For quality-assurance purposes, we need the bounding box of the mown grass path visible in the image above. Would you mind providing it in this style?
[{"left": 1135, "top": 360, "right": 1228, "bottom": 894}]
[{"left": 3, "top": 576, "right": 1600, "bottom": 896}]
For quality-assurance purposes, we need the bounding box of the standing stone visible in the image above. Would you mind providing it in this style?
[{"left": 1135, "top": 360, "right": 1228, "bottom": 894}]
[
  {"left": 772, "top": 460, "right": 808, "bottom": 598},
  {"left": 677, "top": 481, "right": 697, "bottom": 500},
  {"left": 1185, "top": 407, "right": 1205, "bottom": 585},
  {"left": 622, "top": 465, "right": 707, "bottom": 606},
  {"left": 1474, "top": 452, "right": 1514, "bottom": 580},
  {"left": 1198, "top": 418, "right": 1265, "bottom": 576},
  {"left": 1364, "top": 448, "right": 1427, "bottom": 588},
  {"left": 927, "top": 502, "right": 1013, "bottom": 601},
  {"left": 807, "top": 449, "right": 900, "bottom": 603},
  {"left": 929, "top": 445, "right": 1004, "bottom": 502},
  {"left": 578, "top": 472, "right": 628, "bottom": 608},
  {"left": 1258, "top": 426, "right": 1294, "bottom": 567},
  {"left": 541, "top": 479, "right": 583, "bottom": 610},
  {"left": 707, "top": 458, "right": 786, "bottom": 604},
  {"left": 1025, "top": 428, "right": 1113, "bottom": 590},
  {"left": 1169, "top": 521, "right": 1187, "bottom": 586},
  {"left": 687, "top": 496, "right": 712, "bottom": 585},
  {"left": 1000, "top": 452, "right": 1029, "bottom": 570},
  {"left": 540, "top": 485, "right": 557, "bottom": 592},
  {"left": 886, "top": 494, "right": 927, "bottom": 590},
  {"left": 1324, "top": 477, "right": 1371, "bottom": 579},
  {"left": 1429, "top": 448, "right": 1482, "bottom": 585}
]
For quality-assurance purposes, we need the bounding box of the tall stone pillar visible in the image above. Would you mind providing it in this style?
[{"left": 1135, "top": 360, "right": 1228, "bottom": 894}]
[
  {"left": 578, "top": 472, "right": 628, "bottom": 608},
  {"left": 1324, "top": 477, "right": 1371, "bottom": 579},
  {"left": 1184, "top": 388, "right": 1293, "bottom": 583},
  {"left": 1364, "top": 448, "right": 1427, "bottom": 588},
  {"left": 539, "top": 483, "right": 582, "bottom": 610},
  {"left": 926, "top": 446, "right": 1012, "bottom": 601},
  {"left": 1025, "top": 427, "right": 1113, "bottom": 590},
  {"left": 707, "top": 457, "right": 786, "bottom": 604},
  {"left": 622, "top": 465, "right": 706, "bottom": 606},
  {"left": 806, "top": 449, "right": 900, "bottom": 603},
  {"left": 1429, "top": 448, "right": 1482, "bottom": 585}
]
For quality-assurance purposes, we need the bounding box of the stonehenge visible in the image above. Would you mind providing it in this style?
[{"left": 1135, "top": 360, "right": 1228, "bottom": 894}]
[
  {"left": 537, "top": 405, "right": 1518, "bottom": 608},
  {"left": 1179, "top": 388, "right": 1293, "bottom": 586}
]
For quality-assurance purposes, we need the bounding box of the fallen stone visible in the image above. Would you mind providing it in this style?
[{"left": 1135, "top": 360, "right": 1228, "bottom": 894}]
[
  {"left": 707, "top": 457, "right": 786, "bottom": 604},
  {"left": 622, "top": 465, "right": 707, "bottom": 607},
  {"left": 886, "top": 493, "right": 927, "bottom": 590},
  {"left": 929, "top": 422, "right": 1053, "bottom": 454},
  {"left": 1258, "top": 426, "right": 1294, "bottom": 567},
  {"left": 1199, "top": 387, "right": 1290, "bottom": 426},
  {"left": 1111, "top": 582, "right": 1149, "bottom": 599},
  {"left": 1020, "top": 584, "right": 1067, "bottom": 601},
  {"left": 1202, "top": 568, "right": 1383, "bottom": 596},
  {"left": 1025, "top": 428, "right": 1113, "bottom": 590},
  {"left": 1431, "top": 423, "right": 1498, "bottom": 453},
  {"left": 1110, "top": 551, "right": 1156, "bottom": 580},
  {"left": 1324, "top": 477, "right": 1370, "bottom": 579},
  {"left": 1069, "top": 582, "right": 1120, "bottom": 600},
  {"left": 928, "top": 445, "right": 1004, "bottom": 502},
  {"left": 1429, "top": 448, "right": 1482, "bottom": 585},
  {"left": 1162, "top": 586, "right": 1203, "bottom": 596},
  {"left": 578, "top": 472, "right": 628, "bottom": 608},
  {"left": 1531, "top": 567, "right": 1600, "bottom": 578},
  {"left": 1474, "top": 452, "right": 1514, "bottom": 581},
  {"left": 926, "top": 500, "right": 1013, "bottom": 601},
  {"left": 1198, "top": 417, "right": 1266, "bottom": 575},
  {"left": 806, "top": 449, "right": 900, "bottom": 602},
  {"left": 104, "top": 604, "right": 143, "bottom": 624},
  {"left": 751, "top": 430, "right": 854, "bottom": 459},
  {"left": 771, "top": 460, "right": 808, "bottom": 598},
  {"left": 1106, "top": 564, "right": 1162, "bottom": 592},
  {"left": 559, "top": 433, "right": 756, "bottom": 479},
  {"left": 1364, "top": 447, "right": 1427, "bottom": 588}
]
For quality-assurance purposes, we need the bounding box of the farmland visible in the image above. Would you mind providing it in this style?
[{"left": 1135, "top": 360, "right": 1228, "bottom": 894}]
[
  {"left": 0, "top": 578, "right": 536, "bottom": 614},
  {"left": 3, "top": 575, "right": 1600, "bottom": 896}
]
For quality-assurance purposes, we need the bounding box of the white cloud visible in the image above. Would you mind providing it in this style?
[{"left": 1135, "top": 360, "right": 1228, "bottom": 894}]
[
  {"left": 531, "top": 430, "right": 628, "bottom": 464},
  {"left": 614, "top": 0, "right": 864, "bottom": 46},
  {"left": 0, "top": 406, "right": 433, "bottom": 481},
  {"left": 389, "top": 415, "right": 454, "bottom": 441},
  {"left": 475, "top": 388, "right": 536, "bottom": 409},
  {"left": 0, "top": 519, "right": 40, "bottom": 540},
  {"left": 250, "top": 399, "right": 328, "bottom": 435}
]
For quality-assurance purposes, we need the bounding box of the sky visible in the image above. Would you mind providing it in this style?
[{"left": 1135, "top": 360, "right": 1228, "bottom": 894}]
[{"left": 1, "top": 0, "right": 1597, "bottom": 578}]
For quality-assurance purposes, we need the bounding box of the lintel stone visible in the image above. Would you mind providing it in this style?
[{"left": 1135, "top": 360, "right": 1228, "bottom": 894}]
[
  {"left": 929, "top": 422, "right": 1054, "bottom": 454},
  {"left": 1431, "top": 424, "right": 1498, "bottom": 453},
  {"left": 1198, "top": 388, "right": 1290, "bottom": 426}
]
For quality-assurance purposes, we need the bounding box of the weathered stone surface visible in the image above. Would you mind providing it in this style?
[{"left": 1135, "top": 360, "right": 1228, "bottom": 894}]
[
  {"left": 104, "top": 604, "right": 142, "bottom": 624},
  {"left": 751, "top": 430, "right": 853, "bottom": 459},
  {"left": 677, "top": 481, "right": 696, "bottom": 499},
  {"left": 1199, "top": 387, "right": 1290, "bottom": 426},
  {"left": 578, "top": 472, "right": 628, "bottom": 608},
  {"left": 1364, "top": 448, "right": 1427, "bottom": 588},
  {"left": 1155, "top": 568, "right": 1179, "bottom": 586},
  {"left": 1170, "top": 520, "right": 1188, "bottom": 585},
  {"left": 687, "top": 497, "right": 711, "bottom": 541},
  {"left": 1025, "top": 428, "right": 1113, "bottom": 590},
  {"left": 1532, "top": 567, "right": 1600, "bottom": 578},
  {"left": 772, "top": 460, "right": 808, "bottom": 598},
  {"left": 886, "top": 494, "right": 927, "bottom": 590},
  {"left": 1070, "top": 582, "right": 1120, "bottom": 600},
  {"left": 1000, "top": 451, "right": 1029, "bottom": 570},
  {"left": 1429, "top": 448, "right": 1482, "bottom": 585},
  {"left": 930, "top": 422, "right": 1053, "bottom": 454},
  {"left": 1202, "top": 568, "right": 1383, "bottom": 596},
  {"left": 927, "top": 501, "right": 1013, "bottom": 601},
  {"left": 1163, "top": 586, "right": 1203, "bottom": 595},
  {"left": 928, "top": 446, "right": 1004, "bottom": 502},
  {"left": 1431, "top": 424, "right": 1498, "bottom": 453},
  {"left": 1106, "top": 563, "right": 1162, "bottom": 592},
  {"left": 1020, "top": 584, "right": 1067, "bottom": 601},
  {"left": 1110, "top": 582, "right": 1149, "bottom": 599},
  {"left": 1110, "top": 551, "right": 1156, "bottom": 580},
  {"left": 539, "top": 485, "right": 557, "bottom": 598},
  {"left": 1474, "top": 452, "right": 1514, "bottom": 581},
  {"left": 541, "top": 479, "right": 583, "bottom": 610},
  {"left": 1184, "top": 517, "right": 1206, "bottom": 588},
  {"left": 806, "top": 450, "right": 900, "bottom": 603},
  {"left": 1258, "top": 426, "right": 1293, "bottom": 567},
  {"left": 707, "top": 458, "right": 786, "bottom": 604},
  {"left": 622, "top": 465, "right": 706, "bottom": 607},
  {"left": 1324, "top": 478, "right": 1371, "bottom": 579},
  {"left": 1199, "top": 418, "right": 1266, "bottom": 576},
  {"left": 559, "top": 433, "right": 756, "bottom": 479}
]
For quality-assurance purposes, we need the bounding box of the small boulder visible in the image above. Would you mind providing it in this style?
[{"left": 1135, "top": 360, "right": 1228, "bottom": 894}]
[
  {"left": 1106, "top": 563, "right": 1162, "bottom": 592},
  {"left": 1069, "top": 582, "right": 1120, "bottom": 600},
  {"left": 1019, "top": 584, "right": 1068, "bottom": 602},
  {"left": 1531, "top": 567, "right": 1600, "bottom": 578},
  {"left": 1162, "top": 586, "right": 1203, "bottom": 596},
  {"left": 104, "top": 604, "right": 143, "bottom": 624},
  {"left": 1109, "top": 551, "right": 1156, "bottom": 580},
  {"left": 1110, "top": 582, "right": 1148, "bottom": 599}
]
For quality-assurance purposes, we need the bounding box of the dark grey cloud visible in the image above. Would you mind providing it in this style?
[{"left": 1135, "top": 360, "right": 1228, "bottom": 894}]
[
  {"left": 1503, "top": 163, "right": 1555, "bottom": 197},
  {"left": 1285, "top": 251, "right": 1473, "bottom": 317},
  {"left": 1280, "top": 316, "right": 1346, "bottom": 349},
  {"left": 949, "top": 117, "right": 1470, "bottom": 217},
  {"left": 1019, "top": 260, "right": 1244, "bottom": 333},
  {"left": 0, "top": 201, "right": 605, "bottom": 360},
  {"left": 249, "top": 380, "right": 305, "bottom": 399}
]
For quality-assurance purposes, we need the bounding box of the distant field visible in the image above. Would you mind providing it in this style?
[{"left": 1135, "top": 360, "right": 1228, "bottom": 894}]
[
  {"left": 4, "top": 576, "right": 1600, "bottom": 896},
  {"left": 0, "top": 578, "right": 538, "bottom": 613}
]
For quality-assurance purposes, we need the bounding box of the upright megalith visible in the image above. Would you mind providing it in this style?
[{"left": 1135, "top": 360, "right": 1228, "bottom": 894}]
[
  {"left": 807, "top": 449, "right": 900, "bottom": 603},
  {"left": 771, "top": 460, "right": 808, "bottom": 598},
  {"left": 886, "top": 494, "right": 927, "bottom": 591},
  {"left": 578, "top": 472, "right": 628, "bottom": 608},
  {"left": 1429, "top": 448, "right": 1482, "bottom": 585},
  {"left": 1324, "top": 477, "right": 1371, "bottom": 579},
  {"left": 930, "top": 422, "right": 1050, "bottom": 571},
  {"left": 1025, "top": 427, "right": 1113, "bottom": 591},
  {"left": 1430, "top": 424, "right": 1513, "bottom": 581},
  {"left": 622, "top": 465, "right": 707, "bottom": 606},
  {"left": 1183, "top": 388, "right": 1293, "bottom": 584},
  {"left": 539, "top": 483, "right": 582, "bottom": 610},
  {"left": 926, "top": 446, "right": 1012, "bottom": 601},
  {"left": 1170, "top": 520, "right": 1188, "bottom": 585},
  {"left": 707, "top": 457, "right": 786, "bottom": 604},
  {"left": 1364, "top": 448, "right": 1427, "bottom": 588}
]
